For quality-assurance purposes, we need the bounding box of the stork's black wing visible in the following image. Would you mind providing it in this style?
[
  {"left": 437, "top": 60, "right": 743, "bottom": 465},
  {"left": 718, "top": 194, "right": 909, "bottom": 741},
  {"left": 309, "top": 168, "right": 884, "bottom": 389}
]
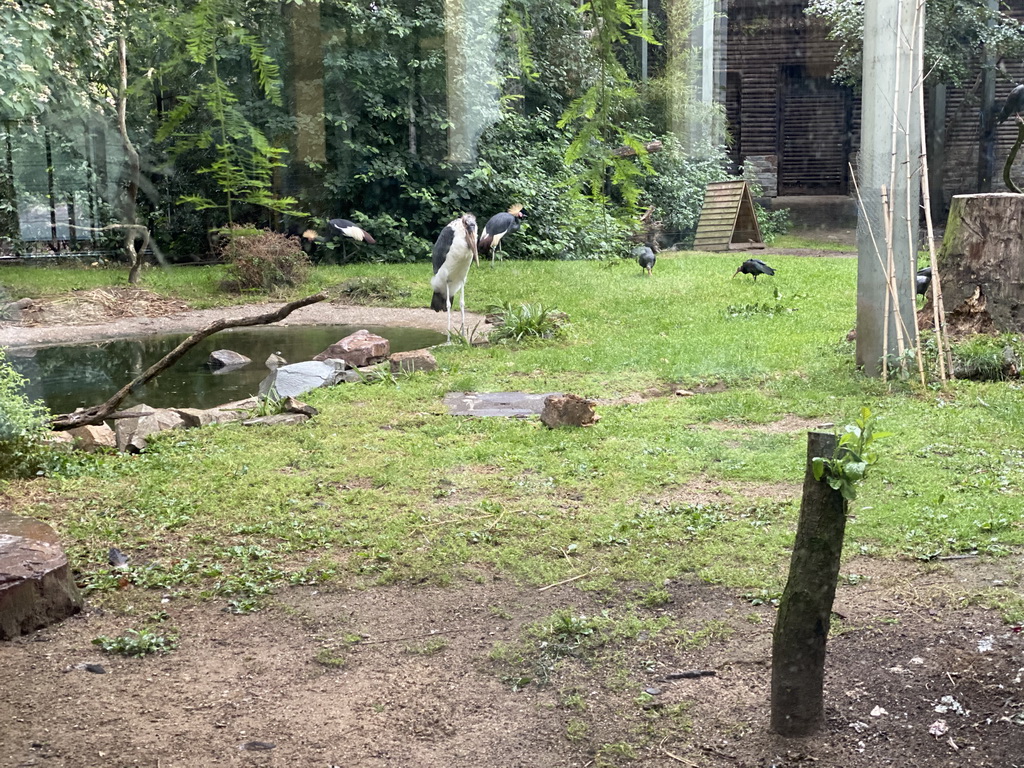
[
  {"left": 328, "top": 219, "right": 355, "bottom": 235},
  {"left": 432, "top": 223, "right": 456, "bottom": 274}
]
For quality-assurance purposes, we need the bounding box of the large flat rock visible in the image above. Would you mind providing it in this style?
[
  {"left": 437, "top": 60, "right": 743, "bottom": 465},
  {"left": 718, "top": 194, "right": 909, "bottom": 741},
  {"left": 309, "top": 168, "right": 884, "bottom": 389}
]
[
  {"left": 0, "top": 511, "right": 82, "bottom": 640},
  {"left": 443, "top": 391, "right": 562, "bottom": 418}
]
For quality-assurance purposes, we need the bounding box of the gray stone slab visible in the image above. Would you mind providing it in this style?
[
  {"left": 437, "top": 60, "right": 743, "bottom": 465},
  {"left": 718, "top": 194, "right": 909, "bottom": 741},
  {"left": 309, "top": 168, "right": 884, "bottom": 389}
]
[{"left": 443, "top": 391, "right": 562, "bottom": 418}]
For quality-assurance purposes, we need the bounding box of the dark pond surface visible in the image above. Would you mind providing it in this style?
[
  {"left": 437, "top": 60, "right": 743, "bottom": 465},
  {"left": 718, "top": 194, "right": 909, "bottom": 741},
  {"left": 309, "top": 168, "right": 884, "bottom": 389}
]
[{"left": 9, "top": 324, "right": 445, "bottom": 414}]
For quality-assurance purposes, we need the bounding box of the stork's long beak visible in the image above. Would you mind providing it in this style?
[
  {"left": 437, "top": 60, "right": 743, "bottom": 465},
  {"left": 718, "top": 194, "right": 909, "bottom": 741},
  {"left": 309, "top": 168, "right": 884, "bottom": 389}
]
[
  {"left": 732, "top": 269, "right": 740, "bottom": 278},
  {"left": 471, "top": 234, "right": 480, "bottom": 266}
]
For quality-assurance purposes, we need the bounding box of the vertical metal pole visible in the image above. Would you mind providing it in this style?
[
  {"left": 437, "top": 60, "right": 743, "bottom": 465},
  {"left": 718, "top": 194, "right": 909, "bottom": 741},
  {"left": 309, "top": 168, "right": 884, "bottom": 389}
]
[
  {"left": 856, "top": 0, "right": 922, "bottom": 376},
  {"left": 45, "top": 128, "right": 58, "bottom": 245},
  {"left": 977, "top": 0, "right": 998, "bottom": 192}
]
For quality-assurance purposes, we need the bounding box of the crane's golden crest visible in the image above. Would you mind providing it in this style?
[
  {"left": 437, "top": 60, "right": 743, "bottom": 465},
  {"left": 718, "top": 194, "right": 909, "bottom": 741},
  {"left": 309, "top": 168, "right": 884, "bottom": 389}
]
[{"left": 507, "top": 204, "right": 523, "bottom": 215}]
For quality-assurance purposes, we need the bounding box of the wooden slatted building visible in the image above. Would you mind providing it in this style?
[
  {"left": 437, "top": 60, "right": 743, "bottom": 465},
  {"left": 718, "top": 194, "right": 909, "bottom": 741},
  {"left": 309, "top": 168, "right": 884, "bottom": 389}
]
[{"left": 722, "top": 0, "right": 1024, "bottom": 213}]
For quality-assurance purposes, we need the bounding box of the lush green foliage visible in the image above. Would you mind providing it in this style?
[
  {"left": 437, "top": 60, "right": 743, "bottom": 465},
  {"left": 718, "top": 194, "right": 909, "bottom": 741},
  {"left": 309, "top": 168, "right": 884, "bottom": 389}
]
[
  {"left": 221, "top": 227, "right": 310, "bottom": 291},
  {"left": 0, "top": 348, "right": 52, "bottom": 479}
]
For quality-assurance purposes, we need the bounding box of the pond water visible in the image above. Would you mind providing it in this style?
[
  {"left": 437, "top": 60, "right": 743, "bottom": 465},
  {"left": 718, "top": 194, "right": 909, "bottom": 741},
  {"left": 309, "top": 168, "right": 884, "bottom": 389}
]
[{"left": 8, "top": 324, "right": 446, "bottom": 415}]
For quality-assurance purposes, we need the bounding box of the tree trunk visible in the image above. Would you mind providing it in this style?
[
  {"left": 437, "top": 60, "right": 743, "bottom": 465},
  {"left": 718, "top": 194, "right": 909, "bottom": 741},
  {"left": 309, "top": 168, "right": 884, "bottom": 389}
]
[
  {"left": 938, "top": 193, "right": 1024, "bottom": 333},
  {"left": 770, "top": 431, "right": 847, "bottom": 737},
  {"left": 116, "top": 36, "right": 144, "bottom": 284},
  {"left": 0, "top": 122, "right": 18, "bottom": 240},
  {"left": 284, "top": 0, "right": 327, "bottom": 219}
]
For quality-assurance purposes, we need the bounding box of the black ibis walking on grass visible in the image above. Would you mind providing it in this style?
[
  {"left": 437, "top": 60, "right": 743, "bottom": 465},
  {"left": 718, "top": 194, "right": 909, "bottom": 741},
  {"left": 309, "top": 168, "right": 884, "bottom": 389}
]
[
  {"left": 998, "top": 84, "right": 1024, "bottom": 124},
  {"left": 733, "top": 258, "right": 775, "bottom": 281},
  {"left": 478, "top": 204, "right": 525, "bottom": 264},
  {"left": 303, "top": 218, "right": 376, "bottom": 263},
  {"left": 430, "top": 213, "right": 480, "bottom": 340},
  {"left": 916, "top": 266, "right": 933, "bottom": 296},
  {"left": 634, "top": 245, "right": 656, "bottom": 276}
]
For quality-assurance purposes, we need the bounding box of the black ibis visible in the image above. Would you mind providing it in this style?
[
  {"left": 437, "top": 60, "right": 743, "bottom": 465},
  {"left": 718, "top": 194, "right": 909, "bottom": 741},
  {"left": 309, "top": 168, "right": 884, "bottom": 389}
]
[
  {"left": 634, "top": 245, "right": 656, "bottom": 276},
  {"left": 916, "top": 266, "right": 933, "bottom": 296},
  {"left": 303, "top": 218, "right": 376, "bottom": 263},
  {"left": 998, "top": 84, "right": 1024, "bottom": 124},
  {"left": 478, "top": 204, "right": 525, "bottom": 264},
  {"left": 733, "top": 258, "right": 775, "bottom": 281},
  {"left": 430, "top": 213, "right": 480, "bottom": 339}
]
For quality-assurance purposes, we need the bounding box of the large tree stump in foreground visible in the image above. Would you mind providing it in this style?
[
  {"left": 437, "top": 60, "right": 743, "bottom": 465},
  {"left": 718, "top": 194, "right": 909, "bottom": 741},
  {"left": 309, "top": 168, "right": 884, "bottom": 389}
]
[
  {"left": 771, "top": 432, "right": 847, "bottom": 737},
  {"left": 938, "top": 193, "right": 1024, "bottom": 333}
]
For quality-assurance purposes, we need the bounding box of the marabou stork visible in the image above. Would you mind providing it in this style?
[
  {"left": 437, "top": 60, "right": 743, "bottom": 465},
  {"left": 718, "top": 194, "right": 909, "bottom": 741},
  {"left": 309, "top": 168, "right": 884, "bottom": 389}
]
[
  {"left": 733, "top": 258, "right": 775, "bottom": 281},
  {"left": 634, "top": 245, "right": 656, "bottom": 276},
  {"left": 303, "top": 218, "right": 376, "bottom": 263},
  {"left": 998, "top": 84, "right": 1024, "bottom": 124},
  {"left": 916, "top": 266, "right": 933, "bottom": 296},
  {"left": 430, "top": 213, "right": 480, "bottom": 340},
  {"left": 478, "top": 204, "right": 525, "bottom": 264}
]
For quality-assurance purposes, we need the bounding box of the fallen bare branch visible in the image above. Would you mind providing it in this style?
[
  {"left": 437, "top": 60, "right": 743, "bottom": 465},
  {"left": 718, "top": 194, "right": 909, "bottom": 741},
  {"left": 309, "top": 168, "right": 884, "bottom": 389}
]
[{"left": 49, "top": 292, "right": 329, "bottom": 431}]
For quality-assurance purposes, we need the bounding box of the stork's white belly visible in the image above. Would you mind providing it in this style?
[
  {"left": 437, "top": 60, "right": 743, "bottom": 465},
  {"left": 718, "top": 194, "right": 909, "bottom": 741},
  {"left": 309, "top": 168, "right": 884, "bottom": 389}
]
[{"left": 431, "top": 241, "right": 474, "bottom": 295}]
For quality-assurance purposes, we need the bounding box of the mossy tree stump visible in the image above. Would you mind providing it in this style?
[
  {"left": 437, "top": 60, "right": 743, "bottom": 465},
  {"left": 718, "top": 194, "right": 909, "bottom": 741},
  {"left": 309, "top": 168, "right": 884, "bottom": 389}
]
[{"left": 938, "top": 193, "right": 1024, "bottom": 332}]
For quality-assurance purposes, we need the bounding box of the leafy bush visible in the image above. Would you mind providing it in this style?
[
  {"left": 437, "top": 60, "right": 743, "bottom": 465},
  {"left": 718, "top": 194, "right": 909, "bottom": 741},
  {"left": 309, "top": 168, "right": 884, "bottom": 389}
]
[
  {"left": 315, "top": 212, "right": 431, "bottom": 265},
  {"left": 488, "top": 302, "right": 568, "bottom": 343},
  {"left": 952, "top": 334, "right": 1023, "bottom": 380},
  {"left": 0, "top": 349, "right": 52, "bottom": 479},
  {"left": 222, "top": 226, "right": 310, "bottom": 291}
]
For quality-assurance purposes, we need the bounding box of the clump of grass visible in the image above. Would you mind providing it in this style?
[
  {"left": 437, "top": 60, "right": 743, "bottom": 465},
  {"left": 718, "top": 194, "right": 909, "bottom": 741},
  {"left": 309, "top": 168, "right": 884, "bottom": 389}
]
[
  {"left": 250, "top": 388, "right": 285, "bottom": 417},
  {"left": 337, "top": 275, "right": 410, "bottom": 304},
  {"left": 951, "top": 334, "right": 1022, "bottom": 381},
  {"left": 314, "top": 647, "right": 346, "bottom": 668},
  {"left": 92, "top": 627, "right": 178, "bottom": 657},
  {"left": 487, "top": 302, "right": 568, "bottom": 343}
]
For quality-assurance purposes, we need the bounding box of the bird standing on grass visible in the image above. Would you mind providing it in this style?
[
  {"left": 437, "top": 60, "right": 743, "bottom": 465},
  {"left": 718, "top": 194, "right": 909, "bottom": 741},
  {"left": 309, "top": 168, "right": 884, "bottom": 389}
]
[
  {"left": 478, "top": 205, "right": 525, "bottom": 264},
  {"left": 303, "top": 218, "right": 376, "bottom": 263},
  {"left": 430, "top": 213, "right": 480, "bottom": 340},
  {"left": 634, "top": 245, "right": 656, "bottom": 276},
  {"left": 733, "top": 258, "right": 775, "bottom": 281},
  {"left": 998, "top": 84, "right": 1024, "bottom": 125}
]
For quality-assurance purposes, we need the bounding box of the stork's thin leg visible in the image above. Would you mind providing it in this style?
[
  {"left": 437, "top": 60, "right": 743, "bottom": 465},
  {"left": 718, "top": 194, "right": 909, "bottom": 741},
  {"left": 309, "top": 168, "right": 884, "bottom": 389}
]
[
  {"left": 445, "top": 285, "right": 453, "bottom": 341},
  {"left": 459, "top": 287, "right": 466, "bottom": 335}
]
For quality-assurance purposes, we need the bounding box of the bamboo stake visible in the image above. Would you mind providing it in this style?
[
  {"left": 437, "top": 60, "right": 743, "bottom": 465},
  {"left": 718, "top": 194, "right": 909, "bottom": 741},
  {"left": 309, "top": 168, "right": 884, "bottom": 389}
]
[
  {"left": 913, "top": 0, "right": 948, "bottom": 383},
  {"left": 905, "top": 0, "right": 926, "bottom": 386}
]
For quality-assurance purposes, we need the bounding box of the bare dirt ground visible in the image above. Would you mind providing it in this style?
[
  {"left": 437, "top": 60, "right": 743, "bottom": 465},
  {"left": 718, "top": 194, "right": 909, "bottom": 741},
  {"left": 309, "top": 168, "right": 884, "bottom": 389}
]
[
  {"left": 2, "top": 560, "right": 1023, "bottom": 768},
  {"left": 0, "top": 287, "right": 488, "bottom": 349},
  {"left": 3, "top": 281, "right": 1024, "bottom": 767}
]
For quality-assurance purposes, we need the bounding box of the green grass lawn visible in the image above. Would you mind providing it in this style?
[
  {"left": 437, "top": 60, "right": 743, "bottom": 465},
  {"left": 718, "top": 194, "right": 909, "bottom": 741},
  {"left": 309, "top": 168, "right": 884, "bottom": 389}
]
[{"left": 3, "top": 249, "right": 1022, "bottom": 617}]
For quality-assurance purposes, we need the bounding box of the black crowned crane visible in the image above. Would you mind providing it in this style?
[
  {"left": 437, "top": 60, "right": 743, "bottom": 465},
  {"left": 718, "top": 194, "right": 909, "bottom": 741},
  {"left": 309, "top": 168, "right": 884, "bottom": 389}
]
[
  {"left": 303, "top": 218, "right": 376, "bottom": 263},
  {"left": 733, "top": 258, "right": 775, "bottom": 281},
  {"left": 998, "top": 84, "right": 1024, "bottom": 124},
  {"left": 430, "top": 213, "right": 480, "bottom": 340},
  {"left": 478, "top": 204, "right": 525, "bottom": 264},
  {"left": 634, "top": 245, "right": 656, "bottom": 276}
]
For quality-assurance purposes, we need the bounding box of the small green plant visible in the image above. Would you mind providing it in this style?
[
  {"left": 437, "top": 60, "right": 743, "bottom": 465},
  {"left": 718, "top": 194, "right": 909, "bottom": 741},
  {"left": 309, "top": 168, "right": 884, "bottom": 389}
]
[
  {"left": 354, "top": 364, "right": 400, "bottom": 386},
  {"left": 314, "top": 647, "right": 346, "bottom": 668},
  {"left": 337, "top": 276, "right": 410, "bottom": 304},
  {"left": 92, "top": 628, "right": 178, "bottom": 657},
  {"left": 222, "top": 226, "right": 310, "bottom": 291},
  {"left": 250, "top": 388, "right": 285, "bottom": 417},
  {"left": 812, "top": 407, "right": 889, "bottom": 501},
  {"left": 566, "top": 718, "right": 589, "bottom": 743},
  {"left": 488, "top": 302, "right": 567, "bottom": 343},
  {"left": 725, "top": 286, "right": 799, "bottom": 318},
  {"left": 0, "top": 348, "right": 52, "bottom": 479}
]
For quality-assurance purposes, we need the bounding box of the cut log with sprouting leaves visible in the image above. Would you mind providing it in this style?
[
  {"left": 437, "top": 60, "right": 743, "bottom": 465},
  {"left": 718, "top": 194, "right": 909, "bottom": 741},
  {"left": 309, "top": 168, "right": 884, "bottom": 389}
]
[{"left": 49, "top": 292, "right": 329, "bottom": 431}]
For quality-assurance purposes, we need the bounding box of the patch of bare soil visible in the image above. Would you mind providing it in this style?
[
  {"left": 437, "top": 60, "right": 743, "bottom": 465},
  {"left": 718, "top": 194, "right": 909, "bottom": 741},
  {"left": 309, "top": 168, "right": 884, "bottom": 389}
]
[
  {"left": 0, "top": 291, "right": 489, "bottom": 349},
  {"left": 705, "top": 415, "right": 835, "bottom": 434},
  {"left": 2, "top": 558, "right": 1022, "bottom": 768},
  {"left": 657, "top": 473, "right": 798, "bottom": 506}
]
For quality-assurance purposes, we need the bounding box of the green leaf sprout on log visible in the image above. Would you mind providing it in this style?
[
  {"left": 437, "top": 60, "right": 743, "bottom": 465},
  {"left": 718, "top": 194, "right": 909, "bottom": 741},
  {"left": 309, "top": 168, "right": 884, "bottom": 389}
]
[{"left": 811, "top": 407, "right": 890, "bottom": 501}]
